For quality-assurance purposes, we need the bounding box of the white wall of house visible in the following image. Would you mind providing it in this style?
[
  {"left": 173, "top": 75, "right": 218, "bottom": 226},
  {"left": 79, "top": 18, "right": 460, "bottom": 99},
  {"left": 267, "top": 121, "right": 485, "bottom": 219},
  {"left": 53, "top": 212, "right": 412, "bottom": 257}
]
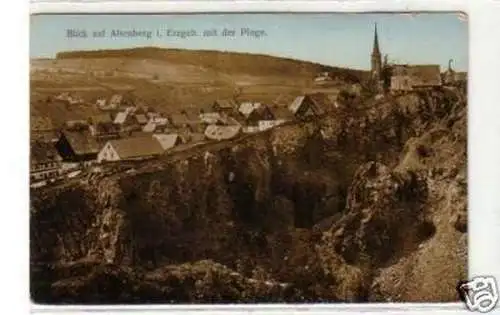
[
  {"left": 97, "top": 142, "right": 121, "bottom": 163},
  {"left": 258, "top": 120, "right": 285, "bottom": 131}
]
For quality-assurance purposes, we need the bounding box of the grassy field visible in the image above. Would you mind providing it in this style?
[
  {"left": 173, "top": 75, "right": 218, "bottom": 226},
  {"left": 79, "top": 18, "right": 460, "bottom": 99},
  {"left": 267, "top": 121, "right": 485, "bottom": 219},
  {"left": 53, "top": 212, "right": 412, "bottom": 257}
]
[{"left": 31, "top": 47, "right": 367, "bottom": 127}]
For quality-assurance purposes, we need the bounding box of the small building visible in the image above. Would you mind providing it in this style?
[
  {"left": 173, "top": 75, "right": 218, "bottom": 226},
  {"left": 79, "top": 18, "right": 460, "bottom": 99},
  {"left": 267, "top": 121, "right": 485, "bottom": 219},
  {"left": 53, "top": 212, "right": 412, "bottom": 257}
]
[
  {"left": 152, "top": 134, "right": 181, "bottom": 151},
  {"left": 238, "top": 102, "right": 275, "bottom": 125},
  {"left": 258, "top": 120, "right": 286, "bottom": 131},
  {"left": 204, "top": 125, "right": 241, "bottom": 141},
  {"left": 30, "top": 141, "right": 63, "bottom": 182},
  {"left": 289, "top": 95, "right": 324, "bottom": 120},
  {"left": 212, "top": 99, "right": 238, "bottom": 114},
  {"left": 135, "top": 113, "right": 148, "bottom": 125},
  {"left": 109, "top": 94, "right": 123, "bottom": 109},
  {"left": 55, "top": 130, "right": 100, "bottom": 162},
  {"left": 390, "top": 64, "right": 442, "bottom": 92},
  {"left": 169, "top": 112, "right": 206, "bottom": 134},
  {"left": 143, "top": 117, "right": 169, "bottom": 132},
  {"left": 97, "top": 136, "right": 165, "bottom": 163},
  {"left": 114, "top": 111, "right": 140, "bottom": 132},
  {"left": 95, "top": 98, "right": 107, "bottom": 109},
  {"left": 199, "top": 112, "right": 224, "bottom": 125},
  {"left": 89, "top": 122, "right": 120, "bottom": 141},
  {"left": 442, "top": 60, "right": 467, "bottom": 87}
]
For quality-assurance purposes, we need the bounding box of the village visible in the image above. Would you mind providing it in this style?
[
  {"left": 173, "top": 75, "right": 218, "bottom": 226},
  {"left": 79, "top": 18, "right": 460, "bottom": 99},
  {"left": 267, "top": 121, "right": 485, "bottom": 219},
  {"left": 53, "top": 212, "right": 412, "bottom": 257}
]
[{"left": 30, "top": 25, "right": 467, "bottom": 189}]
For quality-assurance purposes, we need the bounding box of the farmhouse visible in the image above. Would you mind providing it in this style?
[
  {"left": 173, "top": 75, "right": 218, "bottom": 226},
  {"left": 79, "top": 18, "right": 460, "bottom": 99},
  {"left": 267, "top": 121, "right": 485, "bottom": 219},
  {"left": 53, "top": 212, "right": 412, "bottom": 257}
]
[
  {"left": 97, "top": 136, "right": 165, "bottom": 163},
  {"left": 55, "top": 130, "right": 100, "bottom": 162},
  {"left": 30, "top": 141, "right": 63, "bottom": 182},
  {"left": 114, "top": 111, "right": 140, "bottom": 132},
  {"left": 289, "top": 95, "right": 324, "bottom": 120},
  {"left": 238, "top": 102, "right": 275, "bottom": 125}
]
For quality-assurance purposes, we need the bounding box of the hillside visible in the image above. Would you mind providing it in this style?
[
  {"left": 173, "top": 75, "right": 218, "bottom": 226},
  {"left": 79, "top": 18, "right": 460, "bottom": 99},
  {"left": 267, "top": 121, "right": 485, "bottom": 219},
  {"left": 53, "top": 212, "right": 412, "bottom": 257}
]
[
  {"left": 55, "top": 47, "right": 367, "bottom": 81},
  {"left": 31, "top": 47, "right": 366, "bottom": 128}
]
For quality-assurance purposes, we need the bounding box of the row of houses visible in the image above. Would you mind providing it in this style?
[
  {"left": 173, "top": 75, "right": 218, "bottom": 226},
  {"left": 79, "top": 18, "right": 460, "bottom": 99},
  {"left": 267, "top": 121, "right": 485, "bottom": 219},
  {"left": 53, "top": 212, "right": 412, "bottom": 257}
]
[{"left": 30, "top": 92, "right": 339, "bottom": 185}]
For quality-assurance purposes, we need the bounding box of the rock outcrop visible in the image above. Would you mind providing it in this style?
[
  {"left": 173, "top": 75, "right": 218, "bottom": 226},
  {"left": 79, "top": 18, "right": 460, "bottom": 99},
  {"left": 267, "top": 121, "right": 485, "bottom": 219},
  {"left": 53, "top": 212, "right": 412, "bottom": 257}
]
[{"left": 30, "top": 88, "right": 467, "bottom": 304}]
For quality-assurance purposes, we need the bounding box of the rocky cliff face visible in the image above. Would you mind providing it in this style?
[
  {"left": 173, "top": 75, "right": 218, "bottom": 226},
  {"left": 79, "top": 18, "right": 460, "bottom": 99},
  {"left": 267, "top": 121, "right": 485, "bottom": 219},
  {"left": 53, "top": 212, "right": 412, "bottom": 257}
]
[{"left": 30, "top": 88, "right": 466, "bottom": 304}]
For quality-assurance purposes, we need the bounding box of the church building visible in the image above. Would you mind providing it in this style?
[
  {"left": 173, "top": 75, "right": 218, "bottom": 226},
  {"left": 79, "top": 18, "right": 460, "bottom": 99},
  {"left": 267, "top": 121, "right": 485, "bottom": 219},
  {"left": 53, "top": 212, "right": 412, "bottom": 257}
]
[{"left": 370, "top": 24, "right": 443, "bottom": 94}]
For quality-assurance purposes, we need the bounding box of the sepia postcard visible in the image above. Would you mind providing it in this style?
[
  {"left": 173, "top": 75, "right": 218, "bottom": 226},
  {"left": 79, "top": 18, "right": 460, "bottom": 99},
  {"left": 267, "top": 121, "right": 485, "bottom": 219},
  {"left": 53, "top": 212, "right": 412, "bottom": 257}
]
[{"left": 30, "top": 12, "right": 468, "bottom": 305}]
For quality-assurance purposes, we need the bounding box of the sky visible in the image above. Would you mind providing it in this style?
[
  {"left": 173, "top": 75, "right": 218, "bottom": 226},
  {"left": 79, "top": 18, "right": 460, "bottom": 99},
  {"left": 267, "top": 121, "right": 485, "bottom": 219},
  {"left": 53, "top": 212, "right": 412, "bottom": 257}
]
[{"left": 30, "top": 13, "right": 468, "bottom": 71}]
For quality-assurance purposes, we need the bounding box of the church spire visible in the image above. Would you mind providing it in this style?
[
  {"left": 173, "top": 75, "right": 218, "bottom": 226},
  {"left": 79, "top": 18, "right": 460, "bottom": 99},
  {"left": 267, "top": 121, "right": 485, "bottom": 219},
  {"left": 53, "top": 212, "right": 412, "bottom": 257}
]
[
  {"left": 372, "top": 23, "right": 381, "bottom": 56},
  {"left": 370, "top": 23, "right": 383, "bottom": 91}
]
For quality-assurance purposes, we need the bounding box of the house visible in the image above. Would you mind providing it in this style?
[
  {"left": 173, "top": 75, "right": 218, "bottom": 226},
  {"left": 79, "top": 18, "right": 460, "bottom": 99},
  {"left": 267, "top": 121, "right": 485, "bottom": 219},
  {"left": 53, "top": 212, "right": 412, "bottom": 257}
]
[
  {"left": 212, "top": 99, "right": 238, "bottom": 114},
  {"left": 143, "top": 117, "right": 169, "bottom": 132},
  {"left": 96, "top": 98, "right": 107, "bottom": 109},
  {"left": 97, "top": 136, "right": 165, "bottom": 163},
  {"left": 135, "top": 113, "right": 148, "bottom": 125},
  {"left": 152, "top": 134, "right": 181, "bottom": 150},
  {"left": 204, "top": 125, "right": 241, "bottom": 141},
  {"left": 114, "top": 111, "right": 140, "bottom": 132},
  {"left": 109, "top": 94, "right": 123, "bottom": 109},
  {"left": 199, "top": 112, "right": 224, "bottom": 125},
  {"left": 258, "top": 120, "right": 286, "bottom": 131},
  {"left": 30, "top": 141, "right": 63, "bottom": 182},
  {"left": 289, "top": 95, "right": 324, "bottom": 120},
  {"left": 238, "top": 102, "right": 275, "bottom": 125},
  {"left": 55, "top": 130, "right": 100, "bottom": 162},
  {"left": 390, "top": 64, "right": 442, "bottom": 93},
  {"left": 88, "top": 114, "right": 120, "bottom": 140},
  {"left": 169, "top": 112, "right": 205, "bottom": 133}
]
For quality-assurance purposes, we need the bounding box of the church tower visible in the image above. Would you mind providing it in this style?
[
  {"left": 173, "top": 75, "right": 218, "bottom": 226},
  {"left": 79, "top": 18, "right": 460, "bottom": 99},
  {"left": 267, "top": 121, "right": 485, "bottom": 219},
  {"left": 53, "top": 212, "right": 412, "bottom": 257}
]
[{"left": 371, "top": 23, "right": 382, "bottom": 83}]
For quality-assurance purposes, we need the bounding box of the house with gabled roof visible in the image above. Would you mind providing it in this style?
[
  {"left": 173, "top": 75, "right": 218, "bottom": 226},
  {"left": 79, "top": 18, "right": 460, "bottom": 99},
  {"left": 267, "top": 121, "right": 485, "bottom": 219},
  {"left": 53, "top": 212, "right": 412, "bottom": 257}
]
[
  {"left": 55, "top": 130, "right": 100, "bottom": 162},
  {"left": 143, "top": 117, "right": 169, "bottom": 133},
  {"left": 289, "top": 95, "right": 324, "bottom": 120},
  {"left": 113, "top": 111, "right": 140, "bottom": 132},
  {"left": 97, "top": 136, "right": 165, "bottom": 163},
  {"left": 238, "top": 102, "right": 275, "bottom": 126},
  {"left": 30, "top": 140, "right": 63, "bottom": 182}
]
